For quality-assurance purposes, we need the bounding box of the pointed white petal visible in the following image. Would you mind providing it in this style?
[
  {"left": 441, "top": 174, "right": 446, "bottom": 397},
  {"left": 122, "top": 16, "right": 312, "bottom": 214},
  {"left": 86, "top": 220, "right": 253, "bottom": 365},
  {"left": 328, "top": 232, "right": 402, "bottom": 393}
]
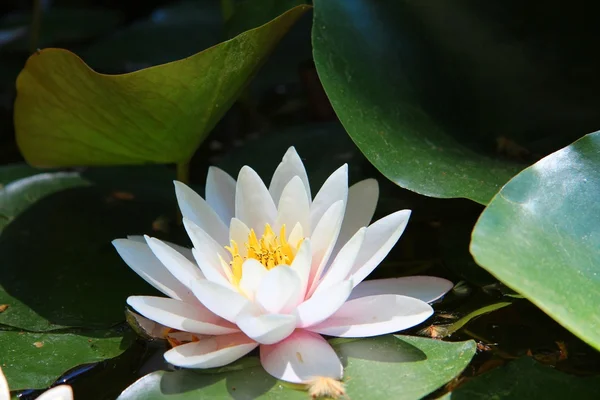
[
  {"left": 239, "top": 259, "right": 268, "bottom": 301},
  {"left": 275, "top": 176, "right": 310, "bottom": 235},
  {"left": 229, "top": 218, "right": 250, "bottom": 257},
  {"left": 309, "top": 294, "right": 432, "bottom": 337},
  {"left": 348, "top": 210, "right": 411, "bottom": 287},
  {"left": 315, "top": 227, "right": 366, "bottom": 293},
  {"left": 145, "top": 236, "right": 204, "bottom": 289},
  {"left": 307, "top": 201, "right": 346, "bottom": 296},
  {"left": 349, "top": 277, "right": 454, "bottom": 303},
  {"left": 205, "top": 166, "right": 236, "bottom": 224},
  {"left": 331, "top": 179, "right": 378, "bottom": 257},
  {"left": 37, "top": 385, "right": 73, "bottom": 400},
  {"left": 260, "top": 330, "right": 342, "bottom": 384},
  {"left": 191, "top": 279, "right": 253, "bottom": 323},
  {"left": 255, "top": 266, "right": 301, "bottom": 314},
  {"left": 287, "top": 222, "right": 304, "bottom": 248},
  {"left": 295, "top": 280, "right": 352, "bottom": 328},
  {"left": 112, "top": 239, "right": 193, "bottom": 302},
  {"left": 164, "top": 332, "right": 258, "bottom": 368},
  {"left": 236, "top": 312, "right": 297, "bottom": 345},
  {"left": 290, "top": 240, "right": 312, "bottom": 301},
  {"left": 191, "top": 248, "right": 234, "bottom": 289},
  {"left": 0, "top": 367, "right": 9, "bottom": 400},
  {"left": 127, "top": 296, "right": 237, "bottom": 335},
  {"left": 269, "top": 147, "right": 311, "bottom": 205},
  {"left": 236, "top": 166, "right": 277, "bottom": 233},
  {"left": 174, "top": 181, "right": 229, "bottom": 245},
  {"left": 310, "top": 164, "right": 348, "bottom": 233},
  {"left": 127, "top": 235, "right": 195, "bottom": 264}
]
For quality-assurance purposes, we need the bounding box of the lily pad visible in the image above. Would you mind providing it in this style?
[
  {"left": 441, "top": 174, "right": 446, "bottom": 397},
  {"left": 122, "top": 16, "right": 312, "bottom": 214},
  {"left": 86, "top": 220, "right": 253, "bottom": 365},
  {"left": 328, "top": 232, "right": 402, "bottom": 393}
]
[
  {"left": 0, "top": 327, "right": 132, "bottom": 391},
  {"left": 118, "top": 335, "right": 476, "bottom": 399},
  {"left": 14, "top": 5, "right": 309, "bottom": 167},
  {"left": 0, "top": 165, "right": 183, "bottom": 331},
  {"left": 443, "top": 357, "right": 600, "bottom": 399},
  {"left": 470, "top": 131, "right": 600, "bottom": 350}
]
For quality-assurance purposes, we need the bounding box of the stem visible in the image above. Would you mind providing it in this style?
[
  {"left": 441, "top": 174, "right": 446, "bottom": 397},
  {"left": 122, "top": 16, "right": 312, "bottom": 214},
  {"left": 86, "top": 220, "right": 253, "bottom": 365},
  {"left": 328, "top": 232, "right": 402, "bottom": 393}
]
[
  {"left": 30, "top": 0, "right": 42, "bottom": 53},
  {"left": 176, "top": 161, "right": 190, "bottom": 185}
]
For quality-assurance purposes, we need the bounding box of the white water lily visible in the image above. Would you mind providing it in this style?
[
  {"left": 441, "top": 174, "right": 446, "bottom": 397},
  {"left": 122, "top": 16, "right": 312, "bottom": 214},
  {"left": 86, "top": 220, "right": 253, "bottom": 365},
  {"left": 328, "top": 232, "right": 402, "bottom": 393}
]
[
  {"left": 0, "top": 367, "right": 73, "bottom": 400},
  {"left": 113, "top": 147, "right": 452, "bottom": 384}
]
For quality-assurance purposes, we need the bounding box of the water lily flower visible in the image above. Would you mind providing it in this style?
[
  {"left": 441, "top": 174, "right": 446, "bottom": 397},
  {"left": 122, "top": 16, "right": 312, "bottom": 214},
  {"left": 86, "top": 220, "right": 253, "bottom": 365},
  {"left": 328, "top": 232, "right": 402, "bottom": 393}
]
[
  {"left": 0, "top": 367, "right": 73, "bottom": 400},
  {"left": 113, "top": 147, "right": 452, "bottom": 385}
]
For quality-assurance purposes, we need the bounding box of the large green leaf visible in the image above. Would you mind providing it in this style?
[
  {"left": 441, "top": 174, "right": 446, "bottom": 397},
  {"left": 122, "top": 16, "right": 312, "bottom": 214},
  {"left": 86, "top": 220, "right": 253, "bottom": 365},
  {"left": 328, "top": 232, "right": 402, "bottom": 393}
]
[
  {"left": 14, "top": 5, "right": 309, "bottom": 167},
  {"left": 470, "top": 131, "right": 600, "bottom": 350},
  {"left": 442, "top": 357, "right": 600, "bottom": 399},
  {"left": 0, "top": 328, "right": 132, "bottom": 391},
  {"left": 118, "top": 335, "right": 476, "bottom": 399},
  {"left": 0, "top": 165, "right": 183, "bottom": 331}
]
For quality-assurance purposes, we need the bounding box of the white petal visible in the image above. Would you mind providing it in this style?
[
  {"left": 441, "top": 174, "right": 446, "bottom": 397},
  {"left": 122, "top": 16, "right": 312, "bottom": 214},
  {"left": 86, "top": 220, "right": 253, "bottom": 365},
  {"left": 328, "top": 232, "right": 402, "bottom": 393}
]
[
  {"left": 192, "top": 248, "right": 234, "bottom": 289},
  {"left": 349, "top": 277, "right": 454, "bottom": 303},
  {"left": 290, "top": 240, "right": 312, "bottom": 301},
  {"left": 310, "top": 164, "right": 348, "bottom": 234},
  {"left": 239, "top": 259, "right": 268, "bottom": 301},
  {"left": 0, "top": 367, "right": 9, "bottom": 400},
  {"left": 260, "top": 330, "right": 342, "bottom": 384},
  {"left": 145, "top": 236, "right": 204, "bottom": 289},
  {"left": 269, "top": 147, "right": 311, "bottom": 205},
  {"left": 236, "top": 312, "right": 297, "bottom": 345},
  {"left": 235, "top": 166, "right": 277, "bottom": 233},
  {"left": 275, "top": 176, "right": 310, "bottom": 235},
  {"left": 229, "top": 218, "right": 250, "bottom": 257},
  {"left": 348, "top": 210, "right": 411, "bottom": 287},
  {"left": 127, "top": 296, "right": 237, "bottom": 335},
  {"left": 331, "top": 179, "right": 378, "bottom": 258},
  {"left": 287, "top": 222, "right": 304, "bottom": 248},
  {"left": 191, "top": 279, "right": 253, "bottom": 323},
  {"left": 295, "top": 280, "right": 352, "bottom": 328},
  {"left": 164, "top": 332, "right": 258, "bottom": 368},
  {"left": 127, "top": 235, "right": 195, "bottom": 264},
  {"left": 308, "top": 294, "right": 432, "bottom": 337},
  {"left": 315, "top": 227, "right": 366, "bottom": 294},
  {"left": 37, "top": 385, "right": 73, "bottom": 400},
  {"left": 112, "top": 239, "right": 193, "bottom": 302},
  {"left": 206, "top": 166, "right": 236, "bottom": 224},
  {"left": 174, "top": 181, "right": 228, "bottom": 245},
  {"left": 255, "top": 266, "right": 301, "bottom": 314},
  {"left": 307, "top": 201, "right": 346, "bottom": 296}
]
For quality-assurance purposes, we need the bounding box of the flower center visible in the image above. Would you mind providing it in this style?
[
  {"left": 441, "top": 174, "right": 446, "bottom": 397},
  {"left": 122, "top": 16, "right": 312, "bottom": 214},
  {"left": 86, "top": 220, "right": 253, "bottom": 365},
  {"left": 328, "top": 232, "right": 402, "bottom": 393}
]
[{"left": 225, "top": 224, "right": 296, "bottom": 285}]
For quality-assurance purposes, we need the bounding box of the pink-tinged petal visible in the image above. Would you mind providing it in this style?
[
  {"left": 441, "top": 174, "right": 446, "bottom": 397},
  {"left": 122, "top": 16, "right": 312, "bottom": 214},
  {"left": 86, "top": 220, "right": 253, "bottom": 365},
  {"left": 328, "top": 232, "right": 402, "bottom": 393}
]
[
  {"left": 112, "top": 239, "right": 193, "bottom": 302},
  {"left": 290, "top": 240, "right": 312, "bottom": 301},
  {"left": 307, "top": 201, "right": 345, "bottom": 296},
  {"left": 239, "top": 259, "right": 268, "bottom": 301},
  {"left": 127, "top": 296, "right": 237, "bottom": 335},
  {"left": 236, "top": 312, "right": 297, "bottom": 345},
  {"left": 309, "top": 294, "right": 432, "bottom": 337},
  {"left": 164, "top": 332, "right": 258, "bottom": 368},
  {"left": 206, "top": 166, "right": 236, "bottom": 225},
  {"left": 349, "top": 277, "right": 454, "bottom": 303},
  {"left": 174, "top": 181, "right": 228, "bottom": 245},
  {"left": 37, "top": 385, "right": 73, "bottom": 400},
  {"left": 315, "top": 228, "right": 366, "bottom": 294},
  {"left": 295, "top": 280, "right": 352, "bottom": 328},
  {"left": 191, "top": 279, "right": 253, "bottom": 323},
  {"left": 331, "top": 179, "right": 378, "bottom": 258},
  {"left": 255, "top": 266, "right": 301, "bottom": 314},
  {"left": 236, "top": 166, "right": 277, "bottom": 233},
  {"left": 145, "top": 236, "right": 204, "bottom": 289},
  {"left": 1, "top": 366, "right": 9, "bottom": 399},
  {"left": 269, "top": 147, "right": 311, "bottom": 205},
  {"left": 127, "top": 235, "right": 194, "bottom": 264},
  {"left": 309, "top": 164, "right": 348, "bottom": 233},
  {"left": 275, "top": 176, "right": 310, "bottom": 235},
  {"left": 260, "top": 330, "right": 342, "bottom": 384},
  {"left": 229, "top": 218, "right": 250, "bottom": 257},
  {"left": 347, "top": 210, "right": 411, "bottom": 287}
]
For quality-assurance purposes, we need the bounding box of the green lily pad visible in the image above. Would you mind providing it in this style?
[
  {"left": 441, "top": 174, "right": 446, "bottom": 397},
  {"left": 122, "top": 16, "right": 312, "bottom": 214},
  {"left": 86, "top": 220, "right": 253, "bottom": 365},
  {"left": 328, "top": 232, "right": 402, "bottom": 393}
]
[
  {"left": 0, "top": 327, "right": 133, "bottom": 391},
  {"left": 0, "top": 165, "right": 183, "bottom": 331},
  {"left": 470, "top": 131, "right": 600, "bottom": 351},
  {"left": 443, "top": 357, "right": 600, "bottom": 399},
  {"left": 14, "top": 5, "right": 309, "bottom": 167},
  {"left": 118, "top": 335, "right": 476, "bottom": 399}
]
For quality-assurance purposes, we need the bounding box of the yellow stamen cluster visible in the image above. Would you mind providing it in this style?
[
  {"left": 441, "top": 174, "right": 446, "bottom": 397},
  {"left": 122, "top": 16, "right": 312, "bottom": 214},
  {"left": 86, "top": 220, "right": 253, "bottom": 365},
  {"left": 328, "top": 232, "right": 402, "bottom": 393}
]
[{"left": 225, "top": 224, "right": 296, "bottom": 285}]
